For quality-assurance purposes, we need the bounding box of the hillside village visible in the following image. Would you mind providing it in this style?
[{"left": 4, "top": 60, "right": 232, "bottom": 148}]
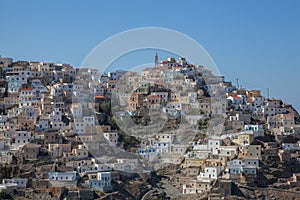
[{"left": 0, "top": 54, "right": 300, "bottom": 199}]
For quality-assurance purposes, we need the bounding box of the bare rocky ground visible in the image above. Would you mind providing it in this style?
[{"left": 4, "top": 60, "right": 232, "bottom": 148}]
[{"left": 231, "top": 183, "right": 300, "bottom": 200}]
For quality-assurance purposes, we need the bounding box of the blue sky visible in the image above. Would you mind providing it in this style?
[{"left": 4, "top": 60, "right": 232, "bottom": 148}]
[{"left": 1, "top": 0, "right": 300, "bottom": 111}]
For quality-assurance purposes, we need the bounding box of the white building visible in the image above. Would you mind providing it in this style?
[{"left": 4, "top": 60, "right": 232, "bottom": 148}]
[
  {"left": 31, "top": 79, "right": 48, "bottom": 93},
  {"left": 77, "top": 163, "right": 112, "bottom": 174},
  {"left": 198, "top": 166, "right": 221, "bottom": 180},
  {"left": 71, "top": 103, "right": 83, "bottom": 118},
  {"left": 83, "top": 116, "right": 95, "bottom": 127},
  {"left": 282, "top": 143, "right": 300, "bottom": 151},
  {"left": 3, "top": 131, "right": 31, "bottom": 150},
  {"left": 262, "top": 99, "right": 286, "bottom": 117},
  {"left": 250, "top": 96, "right": 265, "bottom": 107},
  {"left": 156, "top": 134, "right": 175, "bottom": 143},
  {"left": 207, "top": 138, "right": 222, "bottom": 155},
  {"left": 108, "top": 70, "right": 126, "bottom": 80},
  {"left": 157, "top": 142, "right": 169, "bottom": 154},
  {"left": 137, "top": 146, "right": 157, "bottom": 160},
  {"left": 227, "top": 158, "right": 259, "bottom": 175},
  {"left": 2, "top": 179, "right": 27, "bottom": 188},
  {"left": 103, "top": 132, "right": 118, "bottom": 146},
  {"left": 227, "top": 96, "right": 244, "bottom": 105},
  {"left": 226, "top": 159, "right": 243, "bottom": 174},
  {"left": 86, "top": 172, "right": 112, "bottom": 192},
  {"left": 243, "top": 124, "right": 264, "bottom": 138},
  {"left": 48, "top": 171, "right": 77, "bottom": 181},
  {"left": 150, "top": 92, "right": 168, "bottom": 103}
]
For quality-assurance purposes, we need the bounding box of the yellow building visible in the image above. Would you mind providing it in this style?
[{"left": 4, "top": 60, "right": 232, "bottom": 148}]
[
  {"left": 233, "top": 132, "right": 254, "bottom": 146},
  {"left": 205, "top": 157, "right": 226, "bottom": 169},
  {"left": 181, "top": 157, "right": 206, "bottom": 169}
]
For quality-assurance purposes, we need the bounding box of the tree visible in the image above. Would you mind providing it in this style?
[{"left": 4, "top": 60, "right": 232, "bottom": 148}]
[
  {"left": 0, "top": 164, "right": 12, "bottom": 182},
  {"left": 198, "top": 119, "right": 208, "bottom": 129},
  {"left": 100, "top": 102, "right": 111, "bottom": 115}
]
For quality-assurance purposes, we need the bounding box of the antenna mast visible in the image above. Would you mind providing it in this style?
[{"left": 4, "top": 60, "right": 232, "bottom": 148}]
[{"left": 155, "top": 53, "right": 158, "bottom": 68}]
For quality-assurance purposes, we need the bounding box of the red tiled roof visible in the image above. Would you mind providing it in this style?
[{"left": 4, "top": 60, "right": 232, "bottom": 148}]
[
  {"left": 21, "top": 88, "right": 34, "bottom": 91},
  {"left": 230, "top": 96, "right": 242, "bottom": 99},
  {"left": 95, "top": 96, "right": 105, "bottom": 99},
  {"left": 173, "top": 66, "right": 183, "bottom": 69},
  {"left": 148, "top": 95, "right": 159, "bottom": 99}
]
